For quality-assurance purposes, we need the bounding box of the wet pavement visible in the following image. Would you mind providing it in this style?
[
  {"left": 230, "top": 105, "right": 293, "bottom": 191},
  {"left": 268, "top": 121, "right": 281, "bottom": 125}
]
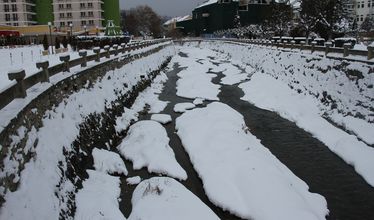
[{"left": 118, "top": 48, "right": 374, "bottom": 220}]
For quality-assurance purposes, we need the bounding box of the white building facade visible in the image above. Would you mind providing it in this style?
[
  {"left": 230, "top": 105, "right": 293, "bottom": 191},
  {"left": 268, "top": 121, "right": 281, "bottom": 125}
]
[
  {"left": 0, "top": 0, "right": 37, "bottom": 26},
  {"left": 354, "top": 0, "right": 374, "bottom": 25},
  {"left": 52, "top": 0, "right": 104, "bottom": 32}
]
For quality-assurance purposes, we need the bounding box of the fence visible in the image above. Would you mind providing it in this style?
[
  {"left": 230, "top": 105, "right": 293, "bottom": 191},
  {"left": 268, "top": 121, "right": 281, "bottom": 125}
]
[
  {"left": 0, "top": 38, "right": 171, "bottom": 111},
  {"left": 210, "top": 38, "right": 374, "bottom": 62}
]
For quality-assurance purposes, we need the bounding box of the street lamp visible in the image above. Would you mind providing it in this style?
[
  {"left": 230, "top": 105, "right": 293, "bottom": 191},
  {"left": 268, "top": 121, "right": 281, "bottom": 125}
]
[
  {"left": 48, "top": 21, "right": 54, "bottom": 54},
  {"left": 69, "top": 23, "right": 73, "bottom": 37},
  {"left": 84, "top": 25, "right": 87, "bottom": 37}
]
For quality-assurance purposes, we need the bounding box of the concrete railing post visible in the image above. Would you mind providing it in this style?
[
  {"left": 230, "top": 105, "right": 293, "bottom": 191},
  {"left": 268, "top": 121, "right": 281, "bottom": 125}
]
[
  {"left": 311, "top": 41, "right": 317, "bottom": 53},
  {"left": 79, "top": 50, "right": 87, "bottom": 67},
  {"left": 93, "top": 47, "right": 100, "bottom": 62},
  {"left": 300, "top": 41, "right": 305, "bottom": 50},
  {"left": 113, "top": 44, "right": 118, "bottom": 56},
  {"left": 120, "top": 43, "right": 126, "bottom": 53},
  {"left": 104, "top": 45, "right": 110, "bottom": 58},
  {"left": 291, "top": 40, "right": 295, "bottom": 50},
  {"left": 325, "top": 42, "right": 333, "bottom": 56},
  {"left": 59, "top": 55, "right": 70, "bottom": 72},
  {"left": 36, "top": 60, "right": 50, "bottom": 82},
  {"left": 343, "top": 43, "right": 350, "bottom": 57},
  {"left": 282, "top": 40, "right": 287, "bottom": 48},
  {"left": 8, "top": 69, "right": 26, "bottom": 98},
  {"left": 367, "top": 46, "right": 374, "bottom": 60}
]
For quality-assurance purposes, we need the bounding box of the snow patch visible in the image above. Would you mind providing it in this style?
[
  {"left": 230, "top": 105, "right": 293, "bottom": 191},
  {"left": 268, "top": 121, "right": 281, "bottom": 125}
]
[
  {"left": 176, "top": 102, "right": 328, "bottom": 220},
  {"left": 127, "top": 176, "right": 142, "bottom": 185},
  {"left": 174, "top": 102, "right": 196, "bottom": 113},
  {"left": 151, "top": 114, "right": 172, "bottom": 124},
  {"left": 128, "top": 177, "right": 219, "bottom": 220},
  {"left": 92, "top": 148, "right": 128, "bottom": 175},
  {"left": 75, "top": 170, "right": 126, "bottom": 220},
  {"left": 118, "top": 120, "right": 187, "bottom": 180}
]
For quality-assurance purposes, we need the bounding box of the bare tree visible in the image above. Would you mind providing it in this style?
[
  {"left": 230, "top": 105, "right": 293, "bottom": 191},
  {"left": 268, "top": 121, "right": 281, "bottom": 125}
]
[{"left": 122, "top": 5, "right": 163, "bottom": 38}]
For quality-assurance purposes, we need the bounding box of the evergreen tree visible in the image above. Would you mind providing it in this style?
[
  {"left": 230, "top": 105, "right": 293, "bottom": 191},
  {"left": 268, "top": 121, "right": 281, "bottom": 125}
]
[
  {"left": 263, "top": 2, "right": 293, "bottom": 36},
  {"left": 360, "top": 16, "right": 374, "bottom": 33},
  {"left": 300, "top": 0, "right": 348, "bottom": 39},
  {"left": 55, "top": 37, "right": 61, "bottom": 49},
  {"left": 42, "top": 34, "right": 49, "bottom": 51},
  {"left": 234, "top": 10, "right": 241, "bottom": 29},
  {"left": 62, "top": 36, "right": 68, "bottom": 48}
]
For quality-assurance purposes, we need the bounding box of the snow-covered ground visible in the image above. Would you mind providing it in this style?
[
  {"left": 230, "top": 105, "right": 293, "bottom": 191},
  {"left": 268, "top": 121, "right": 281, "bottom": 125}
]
[
  {"left": 151, "top": 114, "right": 172, "bottom": 124},
  {"left": 2, "top": 40, "right": 373, "bottom": 220},
  {"left": 128, "top": 177, "right": 220, "bottom": 220},
  {"left": 0, "top": 42, "right": 171, "bottom": 134},
  {"left": 0, "top": 45, "right": 174, "bottom": 220},
  {"left": 92, "top": 148, "right": 128, "bottom": 175},
  {"left": 118, "top": 120, "right": 187, "bottom": 180},
  {"left": 74, "top": 170, "right": 126, "bottom": 220},
  {"left": 131, "top": 72, "right": 170, "bottom": 114},
  {"left": 203, "top": 41, "right": 374, "bottom": 123},
  {"left": 174, "top": 102, "right": 196, "bottom": 113},
  {"left": 176, "top": 102, "right": 328, "bottom": 220},
  {"left": 174, "top": 48, "right": 221, "bottom": 100}
]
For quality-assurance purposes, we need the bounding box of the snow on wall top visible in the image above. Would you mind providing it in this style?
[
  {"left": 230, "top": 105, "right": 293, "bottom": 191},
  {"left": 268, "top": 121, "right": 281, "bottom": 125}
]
[
  {"left": 164, "top": 15, "right": 192, "bottom": 26},
  {"left": 195, "top": 0, "right": 296, "bottom": 10},
  {"left": 195, "top": 0, "right": 219, "bottom": 9}
]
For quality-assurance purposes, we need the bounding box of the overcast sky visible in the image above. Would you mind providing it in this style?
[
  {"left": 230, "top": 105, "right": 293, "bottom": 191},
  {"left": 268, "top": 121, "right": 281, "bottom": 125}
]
[{"left": 120, "top": 0, "right": 206, "bottom": 17}]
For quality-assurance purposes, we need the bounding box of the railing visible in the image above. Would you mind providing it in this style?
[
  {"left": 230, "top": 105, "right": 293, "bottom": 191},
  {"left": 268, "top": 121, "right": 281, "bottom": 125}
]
[
  {"left": 0, "top": 38, "right": 171, "bottom": 111},
  {"left": 208, "top": 38, "right": 374, "bottom": 62}
]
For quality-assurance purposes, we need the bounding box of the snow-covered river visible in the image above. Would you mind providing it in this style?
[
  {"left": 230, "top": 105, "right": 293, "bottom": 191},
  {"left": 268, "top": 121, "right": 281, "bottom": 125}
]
[{"left": 2, "top": 42, "right": 374, "bottom": 220}]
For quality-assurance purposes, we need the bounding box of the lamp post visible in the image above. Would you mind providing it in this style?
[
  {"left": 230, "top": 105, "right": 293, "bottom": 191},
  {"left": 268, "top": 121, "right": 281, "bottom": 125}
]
[
  {"left": 96, "top": 25, "right": 99, "bottom": 36},
  {"left": 84, "top": 25, "right": 87, "bottom": 37},
  {"left": 48, "top": 21, "right": 54, "bottom": 54},
  {"left": 69, "top": 23, "right": 73, "bottom": 37}
]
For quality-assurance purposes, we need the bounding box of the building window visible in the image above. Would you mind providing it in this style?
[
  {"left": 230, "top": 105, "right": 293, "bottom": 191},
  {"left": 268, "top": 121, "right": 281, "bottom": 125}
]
[
  {"left": 67, "top": 12, "right": 72, "bottom": 17},
  {"left": 60, "top": 13, "right": 64, "bottom": 18},
  {"left": 12, "top": 13, "right": 18, "bottom": 21},
  {"left": 88, "top": 11, "right": 93, "bottom": 17},
  {"left": 3, "top": 0, "right": 9, "bottom": 2},
  {"left": 60, "top": 22, "right": 65, "bottom": 27},
  {"left": 5, "top": 14, "right": 10, "bottom": 21},
  {"left": 80, "top": 3, "right": 85, "bottom": 8},
  {"left": 87, "top": 2, "right": 93, "bottom": 8},
  {"left": 81, "top": 20, "right": 86, "bottom": 25},
  {"left": 11, "top": 4, "right": 17, "bottom": 12},
  {"left": 4, "top": 4, "right": 9, "bottom": 12},
  {"left": 13, "top": 23, "right": 18, "bottom": 26},
  {"left": 89, "top": 20, "right": 94, "bottom": 25},
  {"left": 59, "top": 4, "right": 63, "bottom": 9},
  {"left": 238, "top": 5, "right": 248, "bottom": 11},
  {"left": 66, "top": 4, "right": 71, "bottom": 9},
  {"left": 81, "top": 12, "right": 86, "bottom": 17}
]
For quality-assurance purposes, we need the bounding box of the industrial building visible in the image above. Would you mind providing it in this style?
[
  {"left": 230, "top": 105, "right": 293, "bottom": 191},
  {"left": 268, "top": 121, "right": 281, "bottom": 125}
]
[{"left": 176, "top": 0, "right": 288, "bottom": 36}]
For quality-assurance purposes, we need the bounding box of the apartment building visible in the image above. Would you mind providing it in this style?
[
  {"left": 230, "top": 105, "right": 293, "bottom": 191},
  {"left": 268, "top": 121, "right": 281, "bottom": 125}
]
[
  {"left": 355, "top": 0, "right": 374, "bottom": 25},
  {"left": 53, "top": 0, "right": 104, "bottom": 31},
  {"left": 0, "top": 0, "right": 120, "bottom": 32},
  {"left": 0, "top": 0, "right": 37, "bottom": 26}
]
